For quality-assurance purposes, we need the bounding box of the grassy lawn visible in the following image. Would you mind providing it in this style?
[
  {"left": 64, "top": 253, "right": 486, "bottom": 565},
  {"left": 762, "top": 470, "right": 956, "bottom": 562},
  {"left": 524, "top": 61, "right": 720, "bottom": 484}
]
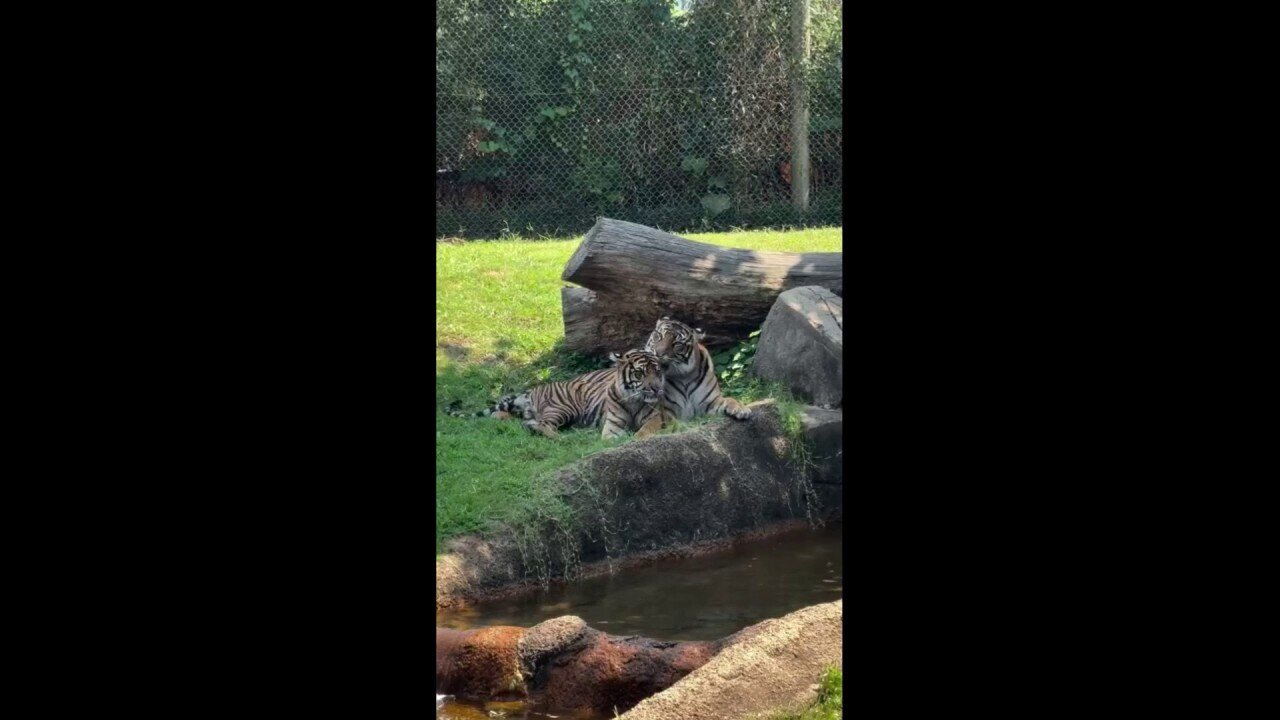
[{"left": 436, "top": 227, "right": 843, "bottom": 554}]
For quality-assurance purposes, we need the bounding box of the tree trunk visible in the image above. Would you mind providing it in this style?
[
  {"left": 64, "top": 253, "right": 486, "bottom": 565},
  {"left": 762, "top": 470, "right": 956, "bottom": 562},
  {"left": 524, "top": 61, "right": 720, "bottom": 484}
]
[
  {"left": 790, "top": 0, "right": 811, "bottom": 212},
  {"left": 561, "top": 218, "right": 841, "bottom": 355}
]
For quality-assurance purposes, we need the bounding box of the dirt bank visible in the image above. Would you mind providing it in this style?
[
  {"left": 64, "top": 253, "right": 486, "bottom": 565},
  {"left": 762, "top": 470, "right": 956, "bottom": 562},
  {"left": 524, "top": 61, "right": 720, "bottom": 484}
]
[
  {"left": 437, "top": 401, "right": 842, "bottom": 610},
  {"left": 619, "top": 599, "right": 843, "bottom": 720}
]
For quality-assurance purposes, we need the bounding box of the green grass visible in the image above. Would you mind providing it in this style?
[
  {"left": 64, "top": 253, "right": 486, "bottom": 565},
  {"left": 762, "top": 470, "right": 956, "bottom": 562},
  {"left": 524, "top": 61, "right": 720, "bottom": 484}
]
[
  {"left": 436, "top": 227, "right": 842, "bottom": 554},
  {"left": 770, "top": 667, "right": 842, "bottom": 720}
]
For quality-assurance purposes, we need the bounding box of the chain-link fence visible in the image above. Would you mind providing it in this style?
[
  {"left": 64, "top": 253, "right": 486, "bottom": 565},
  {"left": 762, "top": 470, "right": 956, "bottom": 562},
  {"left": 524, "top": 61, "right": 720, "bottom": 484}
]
[{"left": 437, "top": 0, "right": 842, "bottom": 238}]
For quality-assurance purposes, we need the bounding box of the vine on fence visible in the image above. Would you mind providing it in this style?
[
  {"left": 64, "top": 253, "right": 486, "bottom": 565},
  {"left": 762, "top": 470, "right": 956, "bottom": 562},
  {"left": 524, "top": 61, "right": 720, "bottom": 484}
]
[{"left": 437, "top": 0, "right": 842, "bottom": 237}]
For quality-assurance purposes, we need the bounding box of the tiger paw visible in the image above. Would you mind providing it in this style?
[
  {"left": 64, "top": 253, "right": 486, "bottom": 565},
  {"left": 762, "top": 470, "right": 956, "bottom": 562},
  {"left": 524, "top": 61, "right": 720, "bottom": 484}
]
[
  {"left": 525, "top": 420, "right": 559, "bottom": 439},
  {"left": 728, "top": 405, "right": 753, "bottom": 420}
]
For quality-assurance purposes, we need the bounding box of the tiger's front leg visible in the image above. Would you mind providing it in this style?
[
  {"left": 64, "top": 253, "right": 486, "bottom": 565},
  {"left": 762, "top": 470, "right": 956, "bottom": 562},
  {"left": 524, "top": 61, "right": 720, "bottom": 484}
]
[
  {"left": 600, "top": 408, "right": 631, "bottom": 440},
  {"left": 659, "top": 402, "right": 679, "bottom": 428},
  {"left": 634, "top": 411, "right": 665, "bottom": 439}
]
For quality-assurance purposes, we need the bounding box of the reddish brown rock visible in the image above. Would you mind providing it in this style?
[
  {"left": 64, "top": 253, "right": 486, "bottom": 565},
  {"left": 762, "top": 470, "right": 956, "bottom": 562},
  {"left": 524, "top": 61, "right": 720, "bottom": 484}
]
[
  {"left": 516, "top": 615, "right": 589, "bottom": 672},
  {"left": 438, "top": 617, "right": 720, "bottom": 716},
  {"left": 435, "top": 626, "right": 527, "bottom": 700},
  {"left": 539, "top": 630, "right": 718, "bottom": 714}
]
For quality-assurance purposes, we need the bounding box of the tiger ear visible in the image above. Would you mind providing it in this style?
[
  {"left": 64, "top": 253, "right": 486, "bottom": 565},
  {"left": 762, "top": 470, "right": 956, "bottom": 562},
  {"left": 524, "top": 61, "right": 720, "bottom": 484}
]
[
  {"left": 608, "top": 351, "right": 622, "bottom": 365},
  {"left": 695, "top": 328, "right": 705, "bottom": 340},
  {"left": 660, "top": 315, "right": 669, "bottom": 321}
]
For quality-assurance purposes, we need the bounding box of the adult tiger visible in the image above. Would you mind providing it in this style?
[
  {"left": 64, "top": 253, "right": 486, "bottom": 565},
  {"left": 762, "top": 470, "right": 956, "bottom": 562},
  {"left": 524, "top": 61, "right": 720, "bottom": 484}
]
[
  {"left": 448, "top": 349, "right": 667, "bottom": 440},
  {"left": 644, "top": 316, "right": 752, "bottom": 422}
]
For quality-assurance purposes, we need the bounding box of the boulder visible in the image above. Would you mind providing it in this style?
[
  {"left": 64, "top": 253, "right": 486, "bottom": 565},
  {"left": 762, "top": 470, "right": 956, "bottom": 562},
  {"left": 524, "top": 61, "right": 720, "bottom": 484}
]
[
  {"left": 798, "top": 405, "right": 842, "bottom": 486},
  {"left": 618, "top": 600, "right": 843, "bottom": 720},
  {"left": 752, "top": 286, "right": 842, "bottom": 407},
  {"left": 435, "top": 626, "right": 527, "bottom": 700},
  {"left": 437, "top": 616, "right": 719, "bottom": 715},
  {"left": 537, "top": 627, "right": 718, "bottom": 714},
  {"left": 516, "top": 615, "right": 589, "bottom": 675}
]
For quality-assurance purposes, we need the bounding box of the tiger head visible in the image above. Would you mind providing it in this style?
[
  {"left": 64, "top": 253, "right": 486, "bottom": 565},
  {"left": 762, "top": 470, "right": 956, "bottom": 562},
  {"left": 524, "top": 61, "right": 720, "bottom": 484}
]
[
  {"left": 644, "top": 316, "right": 704, "bottom": 370},
  {"left": 607, "top": 349, "right": 665, "bottom": 405}
]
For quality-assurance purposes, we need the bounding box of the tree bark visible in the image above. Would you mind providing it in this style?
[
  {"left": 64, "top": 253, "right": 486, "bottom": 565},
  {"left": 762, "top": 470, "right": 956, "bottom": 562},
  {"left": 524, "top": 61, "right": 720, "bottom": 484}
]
[
  {"left": 561, "top": 218, "right": 841, "bottom": 355},
  {"left": 561, "top": 286, "right": 604, "bottom": 355}
]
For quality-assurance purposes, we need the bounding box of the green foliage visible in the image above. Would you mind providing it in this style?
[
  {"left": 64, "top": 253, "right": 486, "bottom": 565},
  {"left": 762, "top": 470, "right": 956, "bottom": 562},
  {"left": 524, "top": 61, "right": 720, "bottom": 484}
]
[
  {"left": 680, "top": 156, "right": 708, "bottom": 176},
  {"left": 700, "top": 194, "right": 732, "bottom": 217},
  {"left": 437, "top": 0, "right": 843, "bottom": 237},
  {"left": 713, "top": 328, "right": 762, "bottom": 393}
]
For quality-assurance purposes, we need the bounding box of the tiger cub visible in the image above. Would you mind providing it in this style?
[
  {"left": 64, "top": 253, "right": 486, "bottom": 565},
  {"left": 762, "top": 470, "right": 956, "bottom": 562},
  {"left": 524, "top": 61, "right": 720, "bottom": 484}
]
[
  {"left": 450, "top": 350, "right": 667, "bottom": 440},
  {"left": 644, "top": 316, "right": 752, "bottom": 422}
]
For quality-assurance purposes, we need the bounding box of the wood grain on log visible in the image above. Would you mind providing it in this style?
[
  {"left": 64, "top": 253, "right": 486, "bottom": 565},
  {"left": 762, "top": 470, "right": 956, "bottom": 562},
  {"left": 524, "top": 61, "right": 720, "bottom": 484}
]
[{"left": 561, "top": 218, "right": 841, "bottom": 355}]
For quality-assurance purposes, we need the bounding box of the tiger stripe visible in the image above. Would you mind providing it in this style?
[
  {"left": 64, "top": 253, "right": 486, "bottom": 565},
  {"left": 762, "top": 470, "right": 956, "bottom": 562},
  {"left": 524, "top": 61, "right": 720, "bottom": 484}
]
[
  {"left": 521, "top": 350, "right": 666, "bottom": 440},
  {"left": 446, "top": 350, "right": 666, "bottom": 440}
]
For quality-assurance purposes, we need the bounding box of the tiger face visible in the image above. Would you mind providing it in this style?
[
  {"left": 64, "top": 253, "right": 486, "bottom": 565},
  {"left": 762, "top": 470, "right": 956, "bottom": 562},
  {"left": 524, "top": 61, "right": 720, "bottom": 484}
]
[
  {"left": 644, "top": 316, "right": 704, "bottom": 369},
  {"left": 607, "top": 349, "right": 665, "bottom": 405}
]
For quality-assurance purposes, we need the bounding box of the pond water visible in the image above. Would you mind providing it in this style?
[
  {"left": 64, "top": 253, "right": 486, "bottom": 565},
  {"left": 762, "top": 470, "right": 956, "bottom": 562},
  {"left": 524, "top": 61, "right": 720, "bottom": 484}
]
[{"left": 437, "top": 523, "right": 842, "bottom": 719}]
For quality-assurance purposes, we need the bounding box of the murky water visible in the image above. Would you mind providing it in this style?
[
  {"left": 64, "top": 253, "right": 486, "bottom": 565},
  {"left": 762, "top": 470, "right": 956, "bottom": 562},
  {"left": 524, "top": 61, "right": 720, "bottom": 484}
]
[
  {"left": 438, "top": 522, "right": 842, "bottom": 641},
  {"left": 437, "top": 523, "right": 841, "bottom": 718},
  {"left": 437, "top": 695, "right": 596, "bottom": 719}
]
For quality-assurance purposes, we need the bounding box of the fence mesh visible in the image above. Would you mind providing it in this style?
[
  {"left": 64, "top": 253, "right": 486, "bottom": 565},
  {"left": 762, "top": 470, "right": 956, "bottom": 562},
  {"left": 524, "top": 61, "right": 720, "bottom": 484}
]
[{"left": 437, "top": 0, "right": 842, "bottom": 238}]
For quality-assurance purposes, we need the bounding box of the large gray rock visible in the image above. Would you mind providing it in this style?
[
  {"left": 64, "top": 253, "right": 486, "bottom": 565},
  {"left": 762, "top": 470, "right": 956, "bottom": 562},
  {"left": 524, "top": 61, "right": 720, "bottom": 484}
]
[{"left": 752, "top": 286, "right": 842, "bottom": 407}]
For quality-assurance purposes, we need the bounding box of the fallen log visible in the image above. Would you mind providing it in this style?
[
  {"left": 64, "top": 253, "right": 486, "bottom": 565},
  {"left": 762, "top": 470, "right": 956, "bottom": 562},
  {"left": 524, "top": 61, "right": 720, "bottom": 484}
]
[{"left": 561, "top": 218, "right": 842, "bottom": 355}]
